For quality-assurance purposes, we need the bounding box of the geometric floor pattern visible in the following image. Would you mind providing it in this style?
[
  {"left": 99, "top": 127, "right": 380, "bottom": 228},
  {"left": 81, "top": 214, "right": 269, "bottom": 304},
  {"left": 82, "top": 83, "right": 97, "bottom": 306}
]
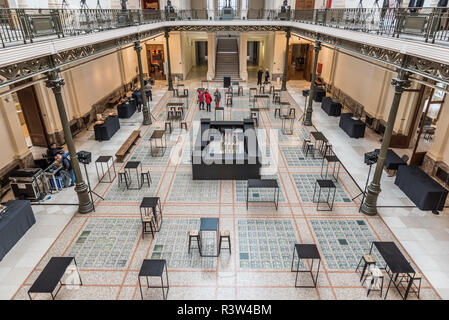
[
  {"left": 11, "top": 84, "right": 441, "bottom": 300},
  {"left": 103, "top": 173, "right": 162, "bottom": 202},
  {"left": 167, "top": 173, "right": 219, "bottom": 203},
  {"left": 150, "top": 218, "right": 217, "bottom": 269},
  {"left": 292, "top": 173, "right": 353, "bottom": 203},
  {"left": 67, "top": 218, "right": 141, "bottom": 269},
  {"left": 235, "top": 176, "right": 286, "bottom": 203},
  {"left": 282, "top": 146, "right": 324, "bottom": 167},
  {"left": 310, "top": 219, "right": 385, "bottom": 270},
  {"left": 238, "top": 219, "right": 299, "bottom": 270},
  {"left": 129, "top": 146, "right": 172, "bottom": 166}
]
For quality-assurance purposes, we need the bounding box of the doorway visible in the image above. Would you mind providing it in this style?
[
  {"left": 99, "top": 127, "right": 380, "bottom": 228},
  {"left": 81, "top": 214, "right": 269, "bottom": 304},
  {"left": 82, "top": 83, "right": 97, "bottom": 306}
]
[
  {"left": 287, "top": 43, "right": 312, "bottom": 81},
  {"left": 410, "top": 83, "right": 446, "bottom": 165},
  {"left": 146, "top": 43, "right": 166, "bottom": 81},
  {"left": 141, "top": 0, "right": 159, "bottom": 9},
  {"left": 195, "top": 41, "right": 208, "bottom": 66},
  {"left": 13, "top": 84, "right": 49, "bottom": 148},
  {"left": 247, "top": 41, "right": 259, "bottom": 66}
]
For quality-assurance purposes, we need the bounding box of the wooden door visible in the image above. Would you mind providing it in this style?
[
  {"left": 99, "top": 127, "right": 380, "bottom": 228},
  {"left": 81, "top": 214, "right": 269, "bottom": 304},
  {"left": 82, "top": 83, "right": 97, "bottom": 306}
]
[
  {"left": 296, "top": 0, "right": 316, "bottom": 10},
  {"left": 16, "top": 85, "right": 48, "bottom": 147}
]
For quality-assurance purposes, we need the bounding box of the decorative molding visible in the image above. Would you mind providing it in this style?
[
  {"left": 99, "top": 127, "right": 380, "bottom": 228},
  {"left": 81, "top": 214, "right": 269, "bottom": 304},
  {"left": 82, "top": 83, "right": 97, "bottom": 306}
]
[
  {"left": 170, "top": 25, "right": 287, "bottom": 32},
  {"left": 0, "top": 57, "right": 51, "bottom": 86},
  {"left": 0, "top": 28, "right": 164, "bottom": 88},
  {"left": 292, "top": 27, "right": 449, "bottom": 85}
]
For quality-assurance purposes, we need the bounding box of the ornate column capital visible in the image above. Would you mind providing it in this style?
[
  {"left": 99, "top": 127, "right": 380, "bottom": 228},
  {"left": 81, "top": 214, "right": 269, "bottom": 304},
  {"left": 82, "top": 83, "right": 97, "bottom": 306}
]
[
  {"left": 164, "top": 29, "right": 170, "bottom": 38},
  {"left": 314, "top": 41, "right": 322, "bottom": 52},
  {"left": 391, "top": 77, "right": 411, "bottom": 93},
  {"left": 134, "top": 40, "right": 142, "bottom": 52},
  {"left": 45, "top": 74, "right": 65, "bottom": 93},
  {"left": 286, "top": 29, "right": 291, "bottom": 39}
]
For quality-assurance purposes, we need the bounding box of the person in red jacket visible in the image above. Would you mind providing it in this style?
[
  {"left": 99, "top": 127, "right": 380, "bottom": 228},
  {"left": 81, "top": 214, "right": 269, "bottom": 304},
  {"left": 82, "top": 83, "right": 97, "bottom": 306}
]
[
  {"left": 197, "top": 89, "right": 205, "bottom": 110},
  {"left": 204, "top": 90, "right": 212, "bottom": 112}
]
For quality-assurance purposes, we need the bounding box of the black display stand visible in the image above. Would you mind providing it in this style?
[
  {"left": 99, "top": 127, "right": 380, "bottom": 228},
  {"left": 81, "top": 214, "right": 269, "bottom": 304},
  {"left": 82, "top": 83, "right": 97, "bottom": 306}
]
[{"left": 192, "top": 119, "right": 262, "bottom": 180}]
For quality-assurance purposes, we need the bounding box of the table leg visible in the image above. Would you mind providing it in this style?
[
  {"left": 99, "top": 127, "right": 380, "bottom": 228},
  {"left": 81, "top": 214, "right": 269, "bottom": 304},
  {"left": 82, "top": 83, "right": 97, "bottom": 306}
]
[
  {"left": 138, "top": 276, "right": 143, "bottom": 300},
  {"left": 246, "top": 185, "right": 249, "bottom": 209}
]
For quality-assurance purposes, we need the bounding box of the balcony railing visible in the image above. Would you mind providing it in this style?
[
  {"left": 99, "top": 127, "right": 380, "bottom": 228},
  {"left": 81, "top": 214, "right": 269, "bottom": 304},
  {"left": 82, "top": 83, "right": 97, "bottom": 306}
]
[{"left": 1, "top": 7, "right": 448, "bottom": 48}]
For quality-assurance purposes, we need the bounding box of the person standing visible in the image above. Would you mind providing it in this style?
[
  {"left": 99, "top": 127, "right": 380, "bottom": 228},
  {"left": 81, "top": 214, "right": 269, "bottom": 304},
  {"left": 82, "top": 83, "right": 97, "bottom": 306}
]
[
  {"left": 198, "top": 89, "right": 205, "bottom": 110},
  {"left": 135, "top": 89, "right": 143, "bottom": 112},
  {"left": 264, "top": 68, "right": 270, "bottom": 84},
  {"left": 144, "top": 80, "right": 153, "bottom": 102},
  {"left": 205, "top": 90, "right": 212, "bottom": 112},
  {"left": 214, "top": 88, "right": 221, "bottom": 109},
  {"left": 257, "top": 68, "right": 263, "bottom": 86}
]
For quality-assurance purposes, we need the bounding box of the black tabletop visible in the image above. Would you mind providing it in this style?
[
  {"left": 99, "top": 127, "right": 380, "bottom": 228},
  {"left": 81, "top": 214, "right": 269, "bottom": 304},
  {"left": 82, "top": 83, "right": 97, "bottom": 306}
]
[
  {"left": 29, "top": 257, "right": 74, "bottom": 293},
  {"left": 125, "top": 161, "right": 141, "bottom": 169},
  {"left": 167, "top": 102, "right": 184, "bottom": 106},
  {"left": 255, "top": 95, "right": 270, "bottom": 98},
  {"left": 316, "top": 179, "right": 336, "bottom": 188},
  {"left": 248, "top": 179, "right": 279, "bottom": 189},
  {"left": 151, "top": 130, "right": 165, "bottom": 139},
  {"left": 295, "top": 244, "right": 321, "bottom": 259},
  {"left": 372, "top": 242, "right": 415, "bottom": 274},
  {"left": 200, "top": 218, "right": 219, "bottom": 231},
  {"left": 375, "top": 149, "right": 406, "bottom": 168},
  {"left": 139, "top": 259, "right": 166, "bottom": 277},
  {"left": 96, "top": 155, "right": 112, "bottom": 163},
  {"left": 140, "top": 197, "right": 160, "bottom": 208},
  {"left": 325, "top": 155, "right": 340, "bottom": 163},
  {"left": 311, "top": 131, "right": 328, "bottom": 143},
  {"left": 215, "top": 107, "right": 224, "bottom": 111}
]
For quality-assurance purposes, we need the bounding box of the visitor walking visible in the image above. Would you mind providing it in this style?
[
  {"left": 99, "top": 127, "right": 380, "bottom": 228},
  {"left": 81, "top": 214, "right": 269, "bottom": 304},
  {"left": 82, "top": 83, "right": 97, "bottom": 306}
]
[
  {"left": 144, "top": 80, "right": 153, "bottom": 102},
  {"left": 205, "top": 90, "right": 212, "bottom": 112},
  {"left": 198, "top": 89, "right": 205, "bottom": 110},
  {"left": 257, "top": 68, "right": 263, "bottom": 86},
  {"left": 214, "top": 88, "right": 221, "bottom": 109},
  {"left": 264, "top": 68, "right": 270, "bottom": 84}
]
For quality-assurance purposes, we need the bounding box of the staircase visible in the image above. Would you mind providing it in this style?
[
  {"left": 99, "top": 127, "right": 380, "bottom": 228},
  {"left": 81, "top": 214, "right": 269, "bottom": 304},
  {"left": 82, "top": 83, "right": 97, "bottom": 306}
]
[{"left": 214, "top": 38, "right": 240, "bottom": 81}]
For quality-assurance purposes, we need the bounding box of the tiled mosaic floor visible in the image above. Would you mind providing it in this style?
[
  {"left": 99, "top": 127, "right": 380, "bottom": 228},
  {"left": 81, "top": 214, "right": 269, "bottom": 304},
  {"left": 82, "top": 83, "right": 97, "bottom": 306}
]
[
  {"left": 11, "top": 84, "right": 442, "bottom": 300},
  {"left": 237, "top": 219, "right": 299, "bottom": 270},
  {"left": 103, "top": 173, "right": 162, "bottom": 202},
  {"left": 292, "top": 173, "right": 352, "bottom": 203},
  {"left": 149, "top": 218, "right": 217, "bottom": 269},
  {"left": 282, "top": 146, "right": 324, "bottom": 167},
  {"left": 167, "top": 173, "right": 219, "bottom": 203},
  {"left": 235, "top": 176, "right": 286, "bottom": 203},
  {"left": 309, "top": 219, "right": 384, "bottom": 270},
  {"left": 67, "top": 218, "right": 141, "bottom": 268},
  {"left": 129, "top": 146, "right": 172, "bottom": 166}
]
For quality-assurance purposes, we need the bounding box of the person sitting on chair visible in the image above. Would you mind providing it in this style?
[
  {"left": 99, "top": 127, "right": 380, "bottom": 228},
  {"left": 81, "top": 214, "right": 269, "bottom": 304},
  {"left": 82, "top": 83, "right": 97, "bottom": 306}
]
[
  {"left": 46, "top": 143, "right": 62, "bottom": 165},
  {"left": 55, "top": 154, "right": 75, "bottom": 187}
]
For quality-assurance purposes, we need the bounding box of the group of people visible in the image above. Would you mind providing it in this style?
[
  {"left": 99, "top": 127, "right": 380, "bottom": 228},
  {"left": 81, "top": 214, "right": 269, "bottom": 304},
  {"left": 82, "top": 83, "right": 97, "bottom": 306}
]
[
  {"left": 46, "top": 143, "right": 75, "bottom": 188},
  {"left": 257, "top": 68, "right": 271, "bottom": 86},
  {"left": 131, "top": 78, "right": 154, "bottom": 112},
  {"left": 197, "top": 88, "right": 222, "bottom": 112}
]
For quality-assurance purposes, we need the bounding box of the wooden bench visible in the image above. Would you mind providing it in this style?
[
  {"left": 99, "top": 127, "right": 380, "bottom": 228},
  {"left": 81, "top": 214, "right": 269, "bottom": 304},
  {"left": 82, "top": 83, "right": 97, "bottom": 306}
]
[{"left": 115, "top": 130, "right": 141, "bottom": 163}]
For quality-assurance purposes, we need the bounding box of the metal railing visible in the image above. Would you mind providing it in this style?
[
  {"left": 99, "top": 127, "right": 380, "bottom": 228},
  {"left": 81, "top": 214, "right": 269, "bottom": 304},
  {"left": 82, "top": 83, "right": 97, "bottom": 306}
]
[{"left": 1, "top": 7, "right": 448, "bottom": 48}]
